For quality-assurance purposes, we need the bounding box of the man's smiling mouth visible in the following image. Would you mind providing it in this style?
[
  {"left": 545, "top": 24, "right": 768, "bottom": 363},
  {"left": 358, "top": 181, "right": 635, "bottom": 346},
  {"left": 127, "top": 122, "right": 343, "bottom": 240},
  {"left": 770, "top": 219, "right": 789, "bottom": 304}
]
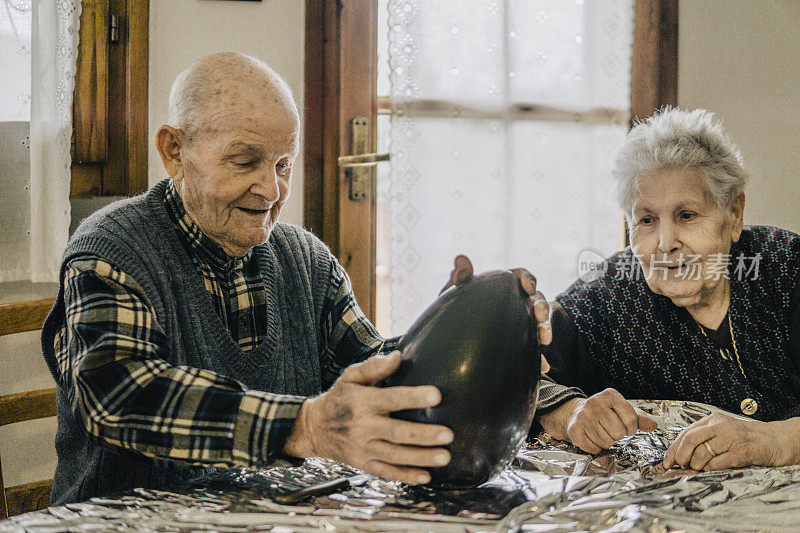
[{"left": 237, "top": 207, "right": 269, "bottom": 215}]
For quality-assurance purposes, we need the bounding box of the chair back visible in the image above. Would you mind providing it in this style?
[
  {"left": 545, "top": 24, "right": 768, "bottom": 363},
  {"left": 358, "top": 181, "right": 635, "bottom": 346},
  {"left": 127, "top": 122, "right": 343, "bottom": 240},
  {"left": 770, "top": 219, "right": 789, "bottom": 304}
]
[{"left": 0, "top": 298, "right": 57, "bottom": 519}]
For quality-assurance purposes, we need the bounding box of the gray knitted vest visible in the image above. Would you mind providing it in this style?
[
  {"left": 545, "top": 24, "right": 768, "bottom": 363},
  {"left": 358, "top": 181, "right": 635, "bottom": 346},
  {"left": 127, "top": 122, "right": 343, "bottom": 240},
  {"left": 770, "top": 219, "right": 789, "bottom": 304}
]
[{"left": 41, "top": 179, "right": 333, "bottom": 504}]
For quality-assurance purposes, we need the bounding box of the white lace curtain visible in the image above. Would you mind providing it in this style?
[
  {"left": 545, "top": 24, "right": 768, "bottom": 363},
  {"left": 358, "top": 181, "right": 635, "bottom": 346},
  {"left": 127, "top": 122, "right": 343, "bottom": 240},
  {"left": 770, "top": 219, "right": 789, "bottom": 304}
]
[
  {"left": 0, "top": 0, "right": 80, "bottom": 282},
  {"left": 381, "top": 0, "right": 634, "bottom": 335}
]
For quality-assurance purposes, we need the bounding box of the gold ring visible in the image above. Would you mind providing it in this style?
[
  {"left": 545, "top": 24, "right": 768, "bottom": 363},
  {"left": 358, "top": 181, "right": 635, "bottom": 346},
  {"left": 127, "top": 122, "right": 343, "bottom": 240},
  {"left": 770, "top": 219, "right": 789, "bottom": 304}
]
[{"left": 702, "top": 441, "right": 717, "bottom": 457}]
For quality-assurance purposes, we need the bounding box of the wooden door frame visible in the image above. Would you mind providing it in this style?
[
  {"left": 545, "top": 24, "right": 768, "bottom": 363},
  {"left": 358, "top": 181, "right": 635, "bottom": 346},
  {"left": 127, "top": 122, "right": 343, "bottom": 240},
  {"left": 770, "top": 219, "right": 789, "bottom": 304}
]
[
  {"left": 302, "top": 0, "right": 332, "bottom": 243},
  {"left": 632, "top": 0, "right": 679, "bottom": 122},
  {"left": 304, "top": 0, "right": 679, "bottom": 316},
  {"left": 304, "top": 0, "right": 378, "bottom": 321},
  {"left": 624, "top": 0, "right": 679, "bottom": 246}
]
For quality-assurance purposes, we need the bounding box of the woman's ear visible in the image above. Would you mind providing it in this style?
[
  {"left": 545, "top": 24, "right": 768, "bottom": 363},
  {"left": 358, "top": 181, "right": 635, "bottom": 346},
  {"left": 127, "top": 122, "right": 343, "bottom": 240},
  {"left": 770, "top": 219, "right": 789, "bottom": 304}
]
[
  {"left": 155, "top": 125, "right": 185, "bottom": 181},
  {"left": 730, "top": 192, "right": 745, "bottom": 242}
]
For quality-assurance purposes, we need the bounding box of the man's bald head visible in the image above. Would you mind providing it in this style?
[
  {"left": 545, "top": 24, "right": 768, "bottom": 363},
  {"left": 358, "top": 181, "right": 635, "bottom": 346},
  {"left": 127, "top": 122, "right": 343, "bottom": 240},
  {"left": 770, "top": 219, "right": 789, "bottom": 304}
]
[{"left": 167, "top": 52, "right": 299, "bottom": 141}]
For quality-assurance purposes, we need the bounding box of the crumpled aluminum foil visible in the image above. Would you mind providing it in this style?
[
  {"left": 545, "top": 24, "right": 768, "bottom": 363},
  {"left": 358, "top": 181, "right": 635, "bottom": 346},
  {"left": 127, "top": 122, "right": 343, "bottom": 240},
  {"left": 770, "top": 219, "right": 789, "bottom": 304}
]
[
  {"left": 498, "top": 399, "right": 800, "bottom": 532},
  {"left": 2, "top": 400, "right": 798, "bottom": 532}
]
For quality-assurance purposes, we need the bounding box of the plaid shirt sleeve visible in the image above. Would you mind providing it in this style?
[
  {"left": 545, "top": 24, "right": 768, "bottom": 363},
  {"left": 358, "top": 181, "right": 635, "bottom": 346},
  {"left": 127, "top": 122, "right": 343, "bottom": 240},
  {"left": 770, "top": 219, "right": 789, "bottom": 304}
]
[
  {"left": 535, "top": 301, "right": 590, "bottom": 416},
  {"left": 60, "top": 255, "right": 305, "bottom": 468},
  {"left": 319, "top": 258, "right": 400, "bottom": 389}
]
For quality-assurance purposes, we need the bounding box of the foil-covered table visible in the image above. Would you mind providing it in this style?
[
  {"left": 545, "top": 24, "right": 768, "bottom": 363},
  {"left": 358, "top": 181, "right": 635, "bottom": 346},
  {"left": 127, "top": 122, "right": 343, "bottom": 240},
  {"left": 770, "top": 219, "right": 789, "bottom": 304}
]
[{"left": 3, "top": 400, "right": 800, "bottom": 532}]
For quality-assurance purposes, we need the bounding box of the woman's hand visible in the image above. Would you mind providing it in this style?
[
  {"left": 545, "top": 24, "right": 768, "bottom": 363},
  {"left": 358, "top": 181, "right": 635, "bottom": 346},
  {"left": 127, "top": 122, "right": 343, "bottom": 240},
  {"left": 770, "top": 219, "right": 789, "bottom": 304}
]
[
  {"left": 538, "top": 388, "right": 657, "bottom": 454},
  {"left": 439, "top": 255, "right": 553, "bottom": 348},
  {"left": 662, "top": 413, "right": 800, "bottom": 471}
]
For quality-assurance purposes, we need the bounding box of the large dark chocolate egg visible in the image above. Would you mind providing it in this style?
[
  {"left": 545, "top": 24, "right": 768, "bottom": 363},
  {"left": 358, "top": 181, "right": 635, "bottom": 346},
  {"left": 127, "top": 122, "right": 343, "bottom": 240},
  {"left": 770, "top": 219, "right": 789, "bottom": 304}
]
[{"left": 384, "top": 270, "right": 541, "bottom": 487}]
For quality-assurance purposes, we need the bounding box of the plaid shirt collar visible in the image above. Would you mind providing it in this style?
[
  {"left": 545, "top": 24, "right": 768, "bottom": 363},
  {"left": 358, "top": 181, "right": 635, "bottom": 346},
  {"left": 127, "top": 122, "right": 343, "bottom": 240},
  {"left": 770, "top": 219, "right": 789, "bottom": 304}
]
[{"left": 163, "top": 179, "right": 253, "bottom": 271}]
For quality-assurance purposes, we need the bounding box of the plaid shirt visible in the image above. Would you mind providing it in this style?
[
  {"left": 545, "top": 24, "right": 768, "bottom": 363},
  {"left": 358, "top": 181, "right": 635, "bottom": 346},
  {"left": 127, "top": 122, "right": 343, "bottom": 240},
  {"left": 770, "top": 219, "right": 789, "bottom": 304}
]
[{"left": 53, "top": 180, "right": 396, "bottom": 468}]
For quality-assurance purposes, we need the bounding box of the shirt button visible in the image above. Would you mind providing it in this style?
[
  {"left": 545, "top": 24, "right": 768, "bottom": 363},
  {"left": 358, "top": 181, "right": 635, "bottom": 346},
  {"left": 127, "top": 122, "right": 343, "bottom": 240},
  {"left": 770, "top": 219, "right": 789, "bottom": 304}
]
[{"left": 740, "top": 398, "right": 758, "bottom": 416}]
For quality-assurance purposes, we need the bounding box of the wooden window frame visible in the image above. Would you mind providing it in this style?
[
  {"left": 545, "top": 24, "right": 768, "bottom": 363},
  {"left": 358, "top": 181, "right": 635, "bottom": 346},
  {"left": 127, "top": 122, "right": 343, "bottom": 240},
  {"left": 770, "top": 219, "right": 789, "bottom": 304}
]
[
  {"left": 304, "top": 0, "right": 679, "bottom": 316},
  {"left": 71, "top": 0, "right": 148, "bottom": 197}
]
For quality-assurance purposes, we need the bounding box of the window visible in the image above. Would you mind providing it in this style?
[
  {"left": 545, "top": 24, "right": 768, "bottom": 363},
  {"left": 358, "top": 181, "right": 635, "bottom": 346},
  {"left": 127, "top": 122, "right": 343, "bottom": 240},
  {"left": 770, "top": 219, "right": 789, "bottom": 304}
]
[{"left": 377, "top": 1, "right": 633, "bottom": 334}]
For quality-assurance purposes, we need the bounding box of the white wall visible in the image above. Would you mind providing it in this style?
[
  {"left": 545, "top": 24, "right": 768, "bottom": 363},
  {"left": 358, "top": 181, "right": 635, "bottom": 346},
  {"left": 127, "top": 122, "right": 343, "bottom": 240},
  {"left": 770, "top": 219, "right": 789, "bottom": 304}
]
[
  {"left": 678, "top": 0, "right": 800, "bottom": 232},
  {"left": 147, "top": 0, "right": 306, "bottom": 226}
]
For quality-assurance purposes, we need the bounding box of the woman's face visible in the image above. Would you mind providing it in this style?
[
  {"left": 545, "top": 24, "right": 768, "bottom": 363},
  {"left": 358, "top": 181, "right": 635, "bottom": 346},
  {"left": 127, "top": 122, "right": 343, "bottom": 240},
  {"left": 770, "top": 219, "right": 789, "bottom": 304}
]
[{"left": 628, "top": 167, "right": 744, "bottom": 310}]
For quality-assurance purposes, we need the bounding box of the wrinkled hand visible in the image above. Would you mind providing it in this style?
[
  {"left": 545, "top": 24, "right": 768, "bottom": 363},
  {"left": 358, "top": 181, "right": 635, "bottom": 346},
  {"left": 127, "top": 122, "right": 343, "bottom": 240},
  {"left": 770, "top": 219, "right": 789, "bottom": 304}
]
[
  {"left": 661, "top": 412, "right": 797, "bottom": 472},
  {"left": 539, "top": 388, "right": 658, "bottom": 454},
  {"left": 283, "top": 351, "right": 454, "bottom": 484},
  {"left": 439, "top": 255, "right": 553, "bottom": 353}
]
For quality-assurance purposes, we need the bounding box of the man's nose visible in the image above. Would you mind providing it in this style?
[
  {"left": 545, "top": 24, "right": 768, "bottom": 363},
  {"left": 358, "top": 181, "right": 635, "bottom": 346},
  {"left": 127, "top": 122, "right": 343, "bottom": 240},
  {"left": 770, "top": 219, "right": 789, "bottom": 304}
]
[
  {"left": 250, "top": 167, "right": 281, "bottom": 203},
  {"left": 657, "top": 221, "right": 680, "bottom": 254}
]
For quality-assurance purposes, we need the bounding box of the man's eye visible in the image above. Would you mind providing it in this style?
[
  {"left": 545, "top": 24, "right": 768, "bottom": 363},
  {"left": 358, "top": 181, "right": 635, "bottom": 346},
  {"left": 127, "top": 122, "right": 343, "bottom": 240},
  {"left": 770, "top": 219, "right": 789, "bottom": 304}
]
[
  {"left": 680, "top": 211, "right": 697, "bottom": 221},
  {"left": 231, "top": 159, "right": 254, "bottom": 167},
  {"left": 638, "top": 216, "right": 653, "bottom": 225},
  {"left": 276, "top": 162, "right": 292, "bottom": 176}
]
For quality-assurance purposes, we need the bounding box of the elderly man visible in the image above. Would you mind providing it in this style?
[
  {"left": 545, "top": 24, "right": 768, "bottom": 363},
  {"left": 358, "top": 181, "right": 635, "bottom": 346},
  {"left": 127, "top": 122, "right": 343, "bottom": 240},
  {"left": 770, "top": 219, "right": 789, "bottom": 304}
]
[{"left": 42, "top": 52, "right": 549, "bottom": 504}]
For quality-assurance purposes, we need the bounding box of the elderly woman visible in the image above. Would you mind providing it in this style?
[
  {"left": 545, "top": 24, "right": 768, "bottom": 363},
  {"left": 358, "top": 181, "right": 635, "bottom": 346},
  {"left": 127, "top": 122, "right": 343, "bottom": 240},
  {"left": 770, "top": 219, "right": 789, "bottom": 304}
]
[{"left": 534, "top": 107, "right": 800, "bottom": 472}]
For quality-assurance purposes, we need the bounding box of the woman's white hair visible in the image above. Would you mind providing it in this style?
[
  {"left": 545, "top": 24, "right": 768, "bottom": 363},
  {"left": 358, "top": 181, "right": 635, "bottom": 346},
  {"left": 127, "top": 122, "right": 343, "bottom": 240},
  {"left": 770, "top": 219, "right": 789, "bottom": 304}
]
[
  {"left": 167, "top": 52, "right": 298, "bottom": 141},
  {"left": 613, "top": 107, "right": 749, "bottom": 221}
]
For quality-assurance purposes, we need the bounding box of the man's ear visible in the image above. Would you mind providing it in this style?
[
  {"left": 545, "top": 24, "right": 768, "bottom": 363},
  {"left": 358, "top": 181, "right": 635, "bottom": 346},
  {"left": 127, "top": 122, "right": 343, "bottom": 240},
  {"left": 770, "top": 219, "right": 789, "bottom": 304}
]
[
  {"left": 730, "top": 192, "right": 745, "bottom": 242},
  {"left": 155, "top": 125, "right": 185, "bottom": 181}
]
